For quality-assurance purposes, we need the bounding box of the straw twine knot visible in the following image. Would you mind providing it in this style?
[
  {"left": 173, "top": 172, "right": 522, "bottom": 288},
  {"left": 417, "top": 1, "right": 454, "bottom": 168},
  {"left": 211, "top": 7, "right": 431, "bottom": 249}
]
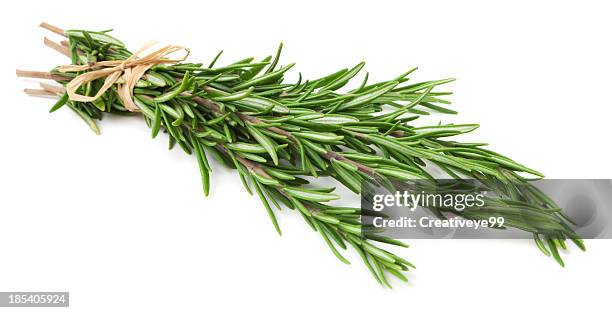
[{"left": 58, "top": 40, "right": 189, "bottom": 112}]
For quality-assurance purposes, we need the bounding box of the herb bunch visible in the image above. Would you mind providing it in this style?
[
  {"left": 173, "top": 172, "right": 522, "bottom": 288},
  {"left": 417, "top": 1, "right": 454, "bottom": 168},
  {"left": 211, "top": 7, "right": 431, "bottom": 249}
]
[{"left": 18, "top": 23, "right": 584, "bottom": 287}]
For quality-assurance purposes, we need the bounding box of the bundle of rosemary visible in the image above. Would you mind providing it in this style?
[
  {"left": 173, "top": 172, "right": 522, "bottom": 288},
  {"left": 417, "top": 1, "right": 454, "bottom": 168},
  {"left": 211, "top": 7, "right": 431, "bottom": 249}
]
[{"left": 17, "top": 23, "right": 584, "bottom": 286}]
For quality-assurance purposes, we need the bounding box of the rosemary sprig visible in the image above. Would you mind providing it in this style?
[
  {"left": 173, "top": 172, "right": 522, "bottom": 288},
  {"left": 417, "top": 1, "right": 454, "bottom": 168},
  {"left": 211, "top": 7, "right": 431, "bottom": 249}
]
[{"left": 17, "top": 23, "right": 584, "bottom": 286}]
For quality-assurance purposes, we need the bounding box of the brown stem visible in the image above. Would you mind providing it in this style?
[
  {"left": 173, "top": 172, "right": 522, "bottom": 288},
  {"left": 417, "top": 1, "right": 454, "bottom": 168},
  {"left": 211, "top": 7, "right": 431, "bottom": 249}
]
[
  {"left": 236, "top": 112, "right": 296, "bottom": 141},
  {"left": 323, "top": 150, "right": 377, "bottom": 177},
  {"left": 40, "top": 22, "right": 65, "bottom": 37},
  {"left": 214, "top": 143, "right": 319, "bottom": 213},
  {"left": 39, "top": 82, "right": 65, "bottom": 95},
  {"left": 193, "top": 96, "right": 222, "bottom": 114},
  {"left": 44, "top": 37, "right": 71, "bottom": 57},
  {"left": 192, "top": 95, "right": 296, "bottom": 140},
  {"left": 24, "top": 88, "right": 56, "bottom": 97},
  {"left": 390, "top": 130, "right": 406, "bottom": 138},
  {"left": 16, "top": 70, "right": 69, "bottom": 81},
  {"left": 193, "top": 96, "right": 380, "bottom": 179},
  {"left": 215, "top": 144, "right": 272, "bottom": 179}
]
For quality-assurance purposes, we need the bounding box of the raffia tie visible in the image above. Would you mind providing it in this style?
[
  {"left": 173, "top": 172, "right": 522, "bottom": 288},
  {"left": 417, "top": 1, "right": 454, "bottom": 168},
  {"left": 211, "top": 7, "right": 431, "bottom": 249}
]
[{"left": 58, "top": 41, "right": 190, "bottom": 112}]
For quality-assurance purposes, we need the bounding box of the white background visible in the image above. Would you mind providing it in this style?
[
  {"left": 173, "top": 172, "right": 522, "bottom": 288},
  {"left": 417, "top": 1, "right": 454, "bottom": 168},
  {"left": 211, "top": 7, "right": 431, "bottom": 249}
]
[{"left": 2, "top": 0, "right": 611, "bottom": 312}]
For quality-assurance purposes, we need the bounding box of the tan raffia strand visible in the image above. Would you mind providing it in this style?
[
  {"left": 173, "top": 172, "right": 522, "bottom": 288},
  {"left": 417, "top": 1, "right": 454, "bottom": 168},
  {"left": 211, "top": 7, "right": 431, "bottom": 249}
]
[{"left": 59, "top": 41, "right": 190, "bottom": 112}]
